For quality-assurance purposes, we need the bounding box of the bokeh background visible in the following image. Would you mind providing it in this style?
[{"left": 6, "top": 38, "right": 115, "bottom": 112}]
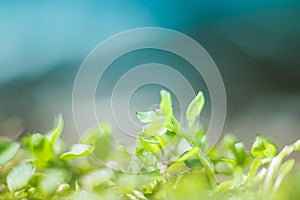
[{"left": 0, "top": 0, "right": 300, "bottom": 148}]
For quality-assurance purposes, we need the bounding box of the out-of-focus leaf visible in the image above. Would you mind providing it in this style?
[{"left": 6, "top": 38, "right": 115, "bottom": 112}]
[
  {"left": 166, "top": 148, "right": 200, "bottom": 174},
  {"left": 142, "top": 179, "right": 161, "bottom": 195},
  {"left": 137, "top": 111, "right": 161, "bottom": 123},
  {"left": 0, "top": 141, "right": 20, "bottom": 165},
  {"left": 166, "top": 116, "right": 181, "bottom": 134},
  {"left": 132, "top": 190, "right": 148, "bottom": 199},
  {"left": 186, "top": 92, "right": 205, "bottom": 126},
  {"left": 155, "top": 130, "right": 176, "bottom": 148},
  {"left": 60, "top": 144, "right": 95, "bottom": 161},
  {"left": 45, "top": 114, "right": 64, "bottom": 145},
  {"left": 160, "top": 90, "right": 173, "bottom": 119},
  {"left": 192, "top": 128, "right": 206, "bottom": 149},
  {"left": 84, "top": 123, "right": 112, "bottom": 160},
  {"left": 172, "top": 170, "right": 210, "bottom": 197},
  {"left": 136, "top": 148, "right": 158, "bottom": 166},
  {"left": 177, "top": 148, "right": 198, "bottom": 163},
  {"left": 7, "top": 161, "right": 35, "bottom": 191},
  {"left": 39, "top": 168, "right": 68, "bottom": 195},
  {"left": 143, "top": 119, "right": 166, "bottom": 137},
  {"left": 166, "top": 161, "right": 188, "bottom": 175},
  {"left": 81, "top": 168, "right": 114, "bottom": 190},
  {"left": 222, "top": 135, "right": 246, "bottom": 165},
  {"left": 214, "top": 180, "right": 232, "bottom": 194},
  {"left": 137, "top": 135, "right": 161, "bottom": 152},
  {"left": 251, "top": 135, "right": 278, "bottom": 159}
]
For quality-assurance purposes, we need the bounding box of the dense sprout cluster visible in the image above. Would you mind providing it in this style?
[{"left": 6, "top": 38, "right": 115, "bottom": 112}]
[{"left": 0, "top": 90, "right": 300, "bottom": 199}]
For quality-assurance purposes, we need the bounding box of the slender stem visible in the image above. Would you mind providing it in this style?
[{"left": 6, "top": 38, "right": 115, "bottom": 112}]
[
  {"left": 263, "top": 139, "right": 300, "bottom": 198},
  {"left": 197, "top": 149, "right": 217, "bottom": 189},
  {"left": 181, "top": 128, "right": 217, "bottom": 189}
]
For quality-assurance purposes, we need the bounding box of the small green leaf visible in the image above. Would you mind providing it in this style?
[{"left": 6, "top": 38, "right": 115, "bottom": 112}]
[
  {"left": 177, "top": 148, "right": 199, "bottom": 162},
  {"left": 155, "top": 130, "right": 176, "bottom": 147},
  {"left": 136, "top": 148, "right": 158, "bottom": 166},
  {"left": 0, "top": 141, "right": 20, "bottom": 165},
  {"left": 7, "top": 161, "right": 36, "bottom": 191},
  {"left": 221, "top": 135, "right": 246, "bottom": 165},
  {"left": 84, "top": 123, "right": 112, "bottom": 160},
  {"left": 137, "top": 111, "right": 160, "bottom": 123},
  {"left": 82, "top": 169, "right": 114, "bottom": 190},
  {"left": 143, "top": 119, "right": 166, "bottom": 136},
  {"left": 186, "top": 91, "right": 205, "bottom": 126},
  {"left": 29, "top": 133, "right": 55, "bottom": 162},
  {"left": 184, "top": 158, "right": 202, "bottom": 169},
  {"left": 137, "top": 135, "right": 161, "bottom": 152},
  {"left": 166, "top": 116, "right": 181, "bottom": 133},
  {"left": 192, "top": 128, "right": 206, "bottom": 149},
  {"left": 251, "top": 135, "right": 278, "bottom": 159},
  {"left": 39, "top": 168, "right": 68, "bottom": 195},
  {"left": 45, "top": 114, "right": 64, "bottom": 144},
  {"left": 234, "top": 142, "right": 246, "bottom": 164},
  {"left": 60, "top": 144, "right": 95, "bottom": 161},
  {"left": 160, "top": 90, "right": 173, "bottom": 119},
  {"left": 166, "top": 161, "right": 189, "bottom": 175}
]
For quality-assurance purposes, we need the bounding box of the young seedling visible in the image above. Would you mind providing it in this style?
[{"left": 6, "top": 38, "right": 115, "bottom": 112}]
[{"left": 0, "top": 91, "right": 299, "bottom": 200}]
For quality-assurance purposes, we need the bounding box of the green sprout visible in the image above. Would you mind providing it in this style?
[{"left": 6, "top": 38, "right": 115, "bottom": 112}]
[{"left": 0, "top": 90, "right": 300, "bottom": 199}]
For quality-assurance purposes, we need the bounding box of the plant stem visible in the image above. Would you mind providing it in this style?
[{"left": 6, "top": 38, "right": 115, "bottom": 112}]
[
  {"left": 264, "top": 139, "right": 300, "bottom": 198},
  {"left": 197, "top": 149, "right": 217, "bottom": 189}
]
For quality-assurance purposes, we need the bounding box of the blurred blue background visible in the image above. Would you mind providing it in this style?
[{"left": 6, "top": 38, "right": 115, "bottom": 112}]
[{"left": 0, "top": 0, "right": 300, "bottom": 146}]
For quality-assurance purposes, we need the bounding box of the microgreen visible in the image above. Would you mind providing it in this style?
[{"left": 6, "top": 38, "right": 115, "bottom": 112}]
[{"left": 0, "top": 90, "right": 300, "bottom": 199}]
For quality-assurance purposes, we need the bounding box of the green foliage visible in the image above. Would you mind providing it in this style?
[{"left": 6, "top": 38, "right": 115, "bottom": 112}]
[
  {"left": 60, "top": 144, "right": 95, "bottom": 161},
  {"left": 7, "top": 161, "right": 35, "bottom": 192},
  {"left": 186, "top": 91, "right": 205, "bottom": 126},
  {"left": 0, "top": 90, "right": 300, "bottom": 199},
  {"left": 0, "top": 141, "right": 20, "bottom": 165},
  {"left": 251, "top": 135, "right": 278, "bottom": 159}
]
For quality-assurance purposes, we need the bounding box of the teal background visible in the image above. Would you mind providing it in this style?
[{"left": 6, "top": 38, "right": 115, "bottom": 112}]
[{"left": 0, "top": 0, "right": 299, "bottom": 146}]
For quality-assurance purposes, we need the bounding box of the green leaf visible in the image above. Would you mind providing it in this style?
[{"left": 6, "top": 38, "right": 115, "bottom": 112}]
[
  {"left": 136, "top": 111, "right": 160, "bottom": 123},
  {"left": 7, "top": 161, "right": 36, "bottom": 191},
  {"left": 29, "top": 133, "right": 55, "bottom": 162},
  {"left": 166, "top": 116, "right": 181, "bottom": 134},
  {"left": 184, "top": 158, "right": 202, "bottom": 169},
  {"left": 82, "top": 169, "right": 114, "bottom": 190},
  {"left": 143, "top": 119, "right": 166, "bottom": 136},
  {"left": 186, "top": 91, "right": 205, "bottom": 126},
  {"left": 160, "top": 90, "right": 173, "bottom": 119},
  {"left": 233, "top": 142, "right": 246, "bottom": 165},
  {"left": 136, "top": 148, "right": 158, "bottom": 166},
  {"left": 173, "top": 170, "right": 210, "bottom": 194},
  {"left": 221, "top": 135, "right": 246, "bottom": 165},
  {"left": 45, "top": 114, "right": 64, "bottom": 145},
  {"left": 192, "top": 128, "right": 207, "bottom": 149},
  {"left": 39, "top": 168, "right": 68, "bottom": 195},
  {"left": 137, "top": 135, "right": 161, "bottom": 152},
  {"left": 177, "top": 148, "right": 199, "bottom": 163},
  {"left": 60, "top": 144, "right": 95, "bottom": 161},
  {"left": 0, "top": 141, "right": 20, "bottom": 165},
  {"left": 155, "top": 130, "right": 176, "bottom": 148},
  {"left": 84, "top": 123, "right": 112, "bottom": 160},
  {"left": 251, "top": 135, "right": 278, "bottom": 159}
]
